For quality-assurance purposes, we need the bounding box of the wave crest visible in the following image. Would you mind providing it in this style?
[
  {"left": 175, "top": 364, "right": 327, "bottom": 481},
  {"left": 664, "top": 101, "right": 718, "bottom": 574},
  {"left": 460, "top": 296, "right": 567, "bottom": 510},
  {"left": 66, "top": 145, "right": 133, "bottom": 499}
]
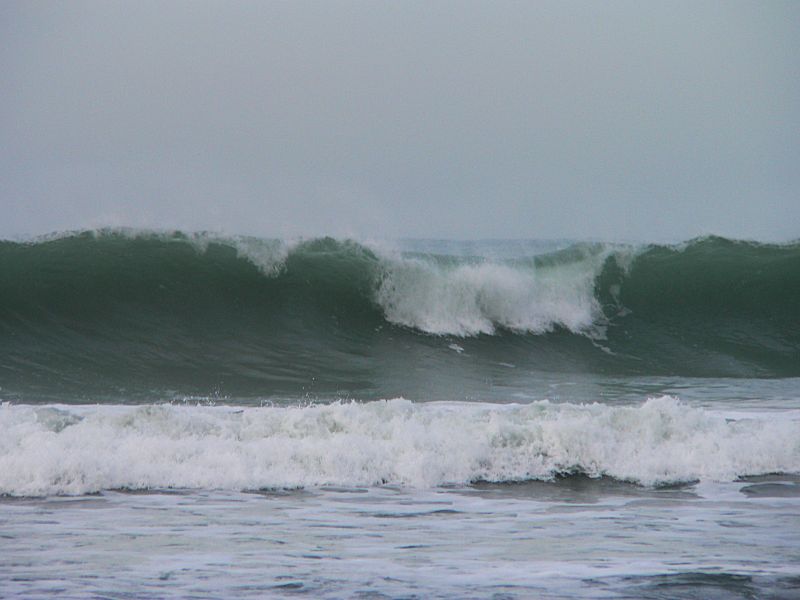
[
  {"left": 2, "top": 231, "right": 800, "bottom": 401},
  {"left": 376, "top": 256, "right": 604, "bottom": 336}
]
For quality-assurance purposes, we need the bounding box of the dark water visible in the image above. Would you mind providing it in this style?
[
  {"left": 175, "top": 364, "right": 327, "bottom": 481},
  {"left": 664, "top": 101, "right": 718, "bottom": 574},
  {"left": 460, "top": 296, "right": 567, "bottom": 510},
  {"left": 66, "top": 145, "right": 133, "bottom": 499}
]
[{"left": 1, "top": 231, "right": 798, "bottom": 402}]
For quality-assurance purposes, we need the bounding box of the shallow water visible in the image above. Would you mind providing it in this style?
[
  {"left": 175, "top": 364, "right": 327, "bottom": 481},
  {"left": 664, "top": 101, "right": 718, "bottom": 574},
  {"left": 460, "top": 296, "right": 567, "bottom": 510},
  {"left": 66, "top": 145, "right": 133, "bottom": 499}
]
[{"left": 2, "top": 476, "right": 799, "bottom": 599}]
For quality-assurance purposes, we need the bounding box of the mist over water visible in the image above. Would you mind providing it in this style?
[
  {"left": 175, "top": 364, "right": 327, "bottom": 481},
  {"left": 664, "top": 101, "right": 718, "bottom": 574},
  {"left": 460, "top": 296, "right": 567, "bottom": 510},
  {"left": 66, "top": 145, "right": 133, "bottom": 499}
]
[{"left": 2, "top": 2, "right": 799, "bottom": 242}]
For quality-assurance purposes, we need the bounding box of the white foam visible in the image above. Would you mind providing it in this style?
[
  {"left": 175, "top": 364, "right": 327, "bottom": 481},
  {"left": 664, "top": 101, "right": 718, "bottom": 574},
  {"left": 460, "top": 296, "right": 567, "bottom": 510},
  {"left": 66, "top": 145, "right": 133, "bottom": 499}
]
[
  {"left": 1, "top": 397, "right": 798, "bottom": 496},
  {"left": 375, "top": 251, "right": 608, "bottom": 336}
]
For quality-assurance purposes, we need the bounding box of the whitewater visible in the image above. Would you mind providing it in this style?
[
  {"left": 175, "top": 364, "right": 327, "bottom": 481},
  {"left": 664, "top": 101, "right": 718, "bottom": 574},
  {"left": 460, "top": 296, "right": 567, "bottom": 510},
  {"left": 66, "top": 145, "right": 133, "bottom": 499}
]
[
  {"left": 1, "top": 231, "right": 799, "bottom": 598},
  {"left": 2, "top": 398, "right": 799, "bottom": 497}
]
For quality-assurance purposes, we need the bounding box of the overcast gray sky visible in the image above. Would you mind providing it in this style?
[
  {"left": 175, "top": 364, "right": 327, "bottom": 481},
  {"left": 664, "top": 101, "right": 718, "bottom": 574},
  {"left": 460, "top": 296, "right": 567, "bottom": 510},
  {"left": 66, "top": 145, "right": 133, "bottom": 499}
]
[{"left": 1, "top": 1, "right": 798, "bottom": 241}]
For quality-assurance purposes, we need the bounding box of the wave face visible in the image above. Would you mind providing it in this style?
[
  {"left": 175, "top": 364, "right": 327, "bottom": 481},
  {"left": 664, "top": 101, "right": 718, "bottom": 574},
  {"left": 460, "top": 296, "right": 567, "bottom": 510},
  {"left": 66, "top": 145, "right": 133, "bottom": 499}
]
[
  {"left": 2, "top": 397, "right": 798, "bottom": 496},
  {"left": 1, "top": 231, "right": 799, "bottom": 401}
]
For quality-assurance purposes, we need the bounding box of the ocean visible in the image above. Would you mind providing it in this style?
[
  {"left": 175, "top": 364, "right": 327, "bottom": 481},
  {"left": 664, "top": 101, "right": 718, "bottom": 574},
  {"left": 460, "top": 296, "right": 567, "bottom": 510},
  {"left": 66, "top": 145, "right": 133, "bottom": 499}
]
[{"left": 1, "top": 230, "right": 798, "bottom": 598}]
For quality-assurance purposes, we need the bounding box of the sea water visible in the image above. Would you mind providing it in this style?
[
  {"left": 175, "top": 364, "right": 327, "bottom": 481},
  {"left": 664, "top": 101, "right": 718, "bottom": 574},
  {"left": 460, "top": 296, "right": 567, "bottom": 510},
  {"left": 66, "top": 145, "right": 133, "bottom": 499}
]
[{"left": 1, "top": 231, "right": 798, "bottom": 598}]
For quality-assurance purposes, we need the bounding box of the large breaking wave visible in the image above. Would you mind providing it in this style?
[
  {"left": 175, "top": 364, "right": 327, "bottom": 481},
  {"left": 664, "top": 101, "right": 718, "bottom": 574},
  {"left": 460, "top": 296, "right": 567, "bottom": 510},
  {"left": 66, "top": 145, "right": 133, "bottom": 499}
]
[{"left": 1, "top": 230, "right": 798, "bottom": 400}]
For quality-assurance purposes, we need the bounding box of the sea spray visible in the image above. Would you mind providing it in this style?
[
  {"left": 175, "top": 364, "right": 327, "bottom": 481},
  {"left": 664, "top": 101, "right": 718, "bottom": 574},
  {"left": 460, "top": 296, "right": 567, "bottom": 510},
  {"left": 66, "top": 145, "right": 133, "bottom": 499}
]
[{"left": 376, "top": 255, "right": 604, "bottom": 336}]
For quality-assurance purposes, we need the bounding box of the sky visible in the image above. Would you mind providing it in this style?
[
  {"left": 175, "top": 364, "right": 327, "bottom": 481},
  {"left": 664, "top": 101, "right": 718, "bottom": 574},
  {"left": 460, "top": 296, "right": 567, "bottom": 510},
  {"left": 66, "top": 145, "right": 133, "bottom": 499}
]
[{"left": 1, "top": 1, "right": 798, "bottom": 242}]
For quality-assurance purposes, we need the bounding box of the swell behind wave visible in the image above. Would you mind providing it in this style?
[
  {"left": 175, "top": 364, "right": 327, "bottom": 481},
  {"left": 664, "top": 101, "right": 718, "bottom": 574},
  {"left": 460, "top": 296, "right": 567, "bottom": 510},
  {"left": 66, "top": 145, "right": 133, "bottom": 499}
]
[{"left": 0, "top": 230, "right": 798, "bottom": 400}]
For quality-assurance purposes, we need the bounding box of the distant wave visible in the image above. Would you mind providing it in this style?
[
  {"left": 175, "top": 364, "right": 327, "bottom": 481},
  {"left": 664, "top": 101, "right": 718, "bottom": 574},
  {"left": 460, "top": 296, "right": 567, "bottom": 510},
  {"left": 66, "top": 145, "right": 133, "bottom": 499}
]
[
  {"left": 1, "top": 397, "right": 798, "bottom": 496},
  {"left": 1, "top": 230, "right": 799, "bottom": 400}
]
